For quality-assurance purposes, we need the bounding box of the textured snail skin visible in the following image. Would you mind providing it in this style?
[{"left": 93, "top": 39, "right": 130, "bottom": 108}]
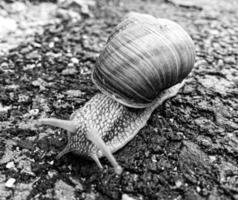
[
  {"left": 92, "top": 12, "right": 195, "bottom": 108},
  {"left": 39, "top": 81, "right": 184, "bottom": 174}
]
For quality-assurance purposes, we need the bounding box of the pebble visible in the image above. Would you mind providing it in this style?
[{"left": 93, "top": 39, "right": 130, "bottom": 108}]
[
  {"left": 29, "top": 109, "right": 39, "bottom": 116},
  {"left": 18, "top": 94, "right": 30, "bottom": 103},
  {"left": 54, "top": 180, "right": 76, "bottom": 200},
  {"left": 71, "top": 57, "right": 79, "bottom": 64},
  {"left": 23, "top": 64, "right": 36, "bottom": 70},
  {"left": 18, "top": 159, "right": 35, "bottom": 176},
  {"left": 224, "top": 56, "right": 236, "bottom": 64},
  {"left": 0, "top": 62, "right": 9, "bottom": 69},
  {"left": 122, "top": 194, "right": 136, "bottom": 200},
  {"left": 25, "top": 50, "right": 41, "bottom": 60},
  {"left": 209, "top": 156, "right": 216, "bottom": 162},
  {"left": 13, "top": 183, "right": 33, "bottom": 200},
  {"left": 48, "top": 160, "right": 54, "bottom": 165},
  {"left": 48, "top": 170, "right": 57, "bottom": 178},
  {"left": 175, "top": 180, "right": 183, "bottom": 188},
  {"left": 49, "top": 42, "right": 54, "bottom": 48},
  {"left": 6, "top": 161, "right": 16, "bottom": 170},
  {"left": 0, "top": 103, "right": 11, "bottom": 112},
  {"left": 65, "top": 90, "right": 84, "bottom": 97},
  {"left": 196, "top": 186, "right": 201, "bottom": 193},
  {"left": 68, "top": 63, "right": 74, "bottom": 68},
  {"left": 217, "top": 59, "right": 224, "bottom": 69},
  {"left": 61, "top": 67, "right": 78, "bottom": 75},
  {"left": 5, "top": 178, "right": 16, "bottom": 188}
]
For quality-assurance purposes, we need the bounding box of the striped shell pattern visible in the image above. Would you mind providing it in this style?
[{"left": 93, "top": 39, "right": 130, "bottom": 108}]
[{"left": 92, "top": 12, "right": 195, "bottom": 108}]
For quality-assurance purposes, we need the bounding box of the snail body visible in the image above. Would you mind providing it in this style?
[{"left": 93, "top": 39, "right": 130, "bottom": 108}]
[{"left": 38, "top": 12, "right": 195, "bottom": 174}]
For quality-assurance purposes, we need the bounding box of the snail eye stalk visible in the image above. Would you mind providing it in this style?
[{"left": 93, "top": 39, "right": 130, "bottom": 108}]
[
  {"left": 38, "top": 118, "right": 77, "bottom": 133},
  {"left": 87, "top": 124, "right": 123, "bottom": 175}
]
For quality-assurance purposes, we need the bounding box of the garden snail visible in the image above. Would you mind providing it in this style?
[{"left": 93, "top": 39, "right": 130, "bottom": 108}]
[{"left": 37, "top": 12, "right": 195, "bottom": 174}]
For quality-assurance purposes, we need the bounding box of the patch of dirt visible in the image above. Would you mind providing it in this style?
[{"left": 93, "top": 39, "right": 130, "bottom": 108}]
[{"left": 0, "top": 0, "right": 238, "bottom": 199}]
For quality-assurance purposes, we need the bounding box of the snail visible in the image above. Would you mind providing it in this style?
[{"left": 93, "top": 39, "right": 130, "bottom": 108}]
[{"left": 37, "top": 12, "right": 195, "bottom": 174}]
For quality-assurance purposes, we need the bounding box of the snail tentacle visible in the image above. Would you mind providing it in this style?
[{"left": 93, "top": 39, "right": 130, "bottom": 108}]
[
  {"left": 38, "top": 118, "right": 77, "bottom": 133},
  {"left": 86, "top": 123, "right": 123, "bottom": 174},
  {"left": 90, "top": 154, "right": 103, "bottom": 169},
  {"left": 56, "top": 144, "right": 71, "bottom": 159}
]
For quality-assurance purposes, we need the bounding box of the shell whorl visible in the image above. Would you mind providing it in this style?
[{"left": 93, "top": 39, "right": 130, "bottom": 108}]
[{"left": 92, "top": 12, "right": 195, "bottom": 108}]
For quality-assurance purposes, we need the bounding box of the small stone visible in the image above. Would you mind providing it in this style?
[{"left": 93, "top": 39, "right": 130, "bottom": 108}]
[
  {"left": 61, "top": 67, "right": 77, "bottom": 75},
  {"left": 179, "top": 141, "right": 211, "bottom": 176},
  {"left": 0, "top": 103, "right": 11, "bottom": 112},
  {"left": 83, "top": 192, "right": 96, "bottom": 200},
  {"left": 54, "top": 37, "right": 60, "bottom": 42},
  {"left": 217, "top": 59, "right": 224, "bottom": 68},
  {"left": 48, "top": 170, "right": 57, "bottom": 178},
  {"left": 122, "top": 194, "right": 136, "bottom": 200},
  {"left": 68, "top": 63, "right": 74, "bottom": 68},
  {"left": 209, "top": 156, "right": 216, "bottom": 162},
  {"left": 71, "top": 57, "right": 79, "bottom": 64},
  {"left": 23, "top": 64, "right": 36, "bottom": 71},
  {"left": 26, "top": 50, "right": 41, "bottom": 60},
  {"left": 49, "top": 42, "right": 54, "bottom": 48},
  {"left": 196, "top": 186, "right": 201, "bottom": 193},
  {"left": 65, "top": 90, "right": 84, "bottom": 97},
  {"left": 29, "top": 109, "right": 39, "bottom": 116},
  {"left": 48, "top": 160, "right": 54, "bottom": 165},
  {"left": 175, "top": 180, "right": 183, "bottom": 188},
  {"left": 144, "top": 151, "right": 150, "bottom": 157},
  {"left": 0, "top": 181, "right": 11, "bottom": 199},
  {"left": 18, "top": 159, "right": 35, "bottom": 176},
  {"left": 14, "top": 183, "right": 33, "bottom": 200},
  {"left": 5, "top": 178, "right": 16, "bottom": 188},
  {"left": 6, "top": 161, "right": 16, "bottom": 170},
  {"left": 0, "top": 62, "right": 9, "bottom": 69},
  {"left": 32, "top": 78, "right": 47, "bottom": 90},
  {"left": 224, "top": 56, "right": 236, "bottom": 64},
  {"left": 32, "top": 42, "right": 42, "bottom": 48},
  {"left": 0, "top": 140, "right": 18, "bottom": 164},
  {"left": 54, "top": 180, "right": 76, "bottom": 200},
  {"left": 18, "top": 94, "right": 30, "bottom": 103}
]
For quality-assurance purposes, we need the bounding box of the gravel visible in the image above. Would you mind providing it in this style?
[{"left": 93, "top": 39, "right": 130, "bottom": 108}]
[{"left": 0, "top": 0, "right": 238, "bottom": 199}]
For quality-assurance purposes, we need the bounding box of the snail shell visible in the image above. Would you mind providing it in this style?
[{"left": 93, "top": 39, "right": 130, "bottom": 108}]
[{"left": 92, "top": 12, "right": 195, "bottom": 108}]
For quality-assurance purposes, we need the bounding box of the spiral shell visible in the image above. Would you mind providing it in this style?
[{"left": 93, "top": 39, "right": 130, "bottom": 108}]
[{"left": 92, "top": 12, "right": 195, "bottom": 108}]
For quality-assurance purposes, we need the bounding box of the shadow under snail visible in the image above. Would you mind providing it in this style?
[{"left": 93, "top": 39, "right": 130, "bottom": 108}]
[{"left": 37, "top": 12, "right": 195, "bottom": 174}]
